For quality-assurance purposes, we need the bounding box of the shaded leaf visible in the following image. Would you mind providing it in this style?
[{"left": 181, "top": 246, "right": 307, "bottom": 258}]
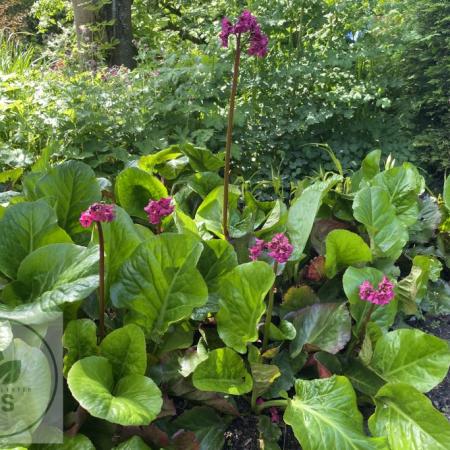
[
  {"left": 193, "top": 347, "right": 253, "bottom": 395},
  {"left": 289, "top": 303, "right": 351, "bottom": 357}
]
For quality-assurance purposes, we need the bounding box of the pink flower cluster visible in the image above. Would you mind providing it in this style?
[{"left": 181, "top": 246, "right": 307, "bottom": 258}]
[
  {"left": 80, "top": 203, "right": 115, "bottom": 228},
  {"left": 220, "top": 10, "right": 269, "bottom": 57},
  {"left": 144, "top": 197, "right": 174, "bottom": 225},
  {"left": 359, "top": 276, "right": 395, "bottom": 306},
  {"left": 249, "top": 233, "right": 293, "bottom": 264}
]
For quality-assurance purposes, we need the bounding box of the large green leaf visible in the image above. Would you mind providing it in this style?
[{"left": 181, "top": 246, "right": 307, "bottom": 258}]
[
  {"left": 173, "top": 406, "right": 231, "bottom": 450},
  {"left": 194, "top": 239, "right": 238, "bottom": 318},
  {"left": 372, "top": 164, "right": 423, "bottom": 227},
  {"left": 343, "top": 267, "right": 398, "bottom": 331},
  {"left": 264, "top": 351, "right": 307, "bottom": 399},
  {"left": 67, "top": 356, "right": 162, "bottom": 426},
  {"left": 113, "top": 436, "right": 153, "bottom": 450},
  {"left": 56, "top": 434, "right": 96, "bottom": 450},
  {"left": 353, "top": 186, "right": 408, "bottom": 260},
  {"left": 197, "top": 239, "right": 238, "bottom": 299},
  {"left": 194, "top": 185, "right": 243, "bottom": 239},
  {"left": 115, "top": 167, "right": 168, "bottom": 219},
  {"left": 179, "top": 144, "right": 224, "bottom": 172},
  {"left": 395, "top": 255, "right": 442, "bottom": 314},
  {"left": 250, "top": 362, "right": 281, "bottom": 398},
  {"left": 369, "top": 383, "right": 450, "bottom": 450},
  {"left": 325, "top": 230, "right": 372, "bottom": 278},
  {"left": 284, "top": 376, "right": 388, "bottom": 450},
  {"left": 31, "top": 161, "right": 101, "bottom": 236},
  {"left": 216, "top": 261, "right": 275, "bottom": 353},
  {"left": 0, "top": 200, "right": 71, "bottom": 279},
  {"left": 288, "top": 303, "right": 351, "bottom": 357},
  {"left": 287, "top": 175, "right": 342, "bottom": 258},
  {"left": 193, "top": 347, "right": 253, "bottom": 395},
  {"left": 99, "top": 324, "right": 147, "bottom": 379},
  {"left": 63, "top": 319, "right": 98, "bottom": 377},
  {"left": 0, "top": 244, "right": 99, "bottom": 325},
  {"left": 111, "top": 234, "right": 207, "bottom": 340},
  {"left": 186, "top": 171, "right": 223, "bottom": 199},
  {"left": 255, "top": 200, "right": 288, "bottom": 239},
  {"left": 92, "top": 206, "right": 144, "bottom": 299},
  {"left": 370, "top": 328, "right": 450, "bottom": 393},
  {"left": 344, "top": 358, "right": 385, "bottom": 397}
]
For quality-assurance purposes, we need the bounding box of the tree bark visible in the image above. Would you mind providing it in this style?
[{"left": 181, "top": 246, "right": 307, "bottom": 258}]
[
  {"left": 72, "top": 0, "right": 95, "bottom": 49},
  {"left": 107, "top": 0, "right": 136, "bottom": 69}
]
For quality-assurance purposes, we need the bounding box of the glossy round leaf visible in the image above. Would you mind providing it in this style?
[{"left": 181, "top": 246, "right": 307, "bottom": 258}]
[
  {"left": 284, "top": 376, "right": 388, "bottom": 450},
  {"left": 32, "top": 160, "right": 102, "bottom": 236},
  {"left": 0, "top": 200, "right": 71, "bottom": 279},
  {"left": 115, "top": 167, "right": 167, "bottom": 219},
  {"left": 325, "top": 229, "right": 372, "bottom": 278},
  {"left": 68, "top": 356, "right": 162, "bottom": 426},
  {"left": 370, "top": 328, "right": 450, "bottom": 392},
  {"left": 369, "top": 383, "right": 450, "bottom": 450}
]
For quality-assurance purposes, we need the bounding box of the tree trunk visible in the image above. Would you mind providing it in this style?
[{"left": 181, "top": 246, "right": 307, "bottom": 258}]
[
  {"left": 107, "top": 0, "right": 136, "bottom": 69},
  {"left": 72, "top": 0, "right": 95, "bottom": 49}
]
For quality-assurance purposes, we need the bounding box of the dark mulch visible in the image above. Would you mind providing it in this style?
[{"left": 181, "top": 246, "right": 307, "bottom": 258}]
[
  {"left": 224, "top": 416, "right": 260, "bottom": 450},
  {"left": 409, "top": 314, "right": 450, "bottom": 420}
]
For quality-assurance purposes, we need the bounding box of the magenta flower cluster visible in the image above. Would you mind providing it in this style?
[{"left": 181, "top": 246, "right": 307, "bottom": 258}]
[
  {"left": 80, "top": 203, "right": 115, "bottom": 228},
  {"left": 249, "top": 233, "right": 293, "bottom": 264},
  {"left": 144, "top": 197, "right": 175, "bottom": 225},
  {"left": 359, "top": 276, "right": 395, "bottom": 306},
  {"left": 220, "top": 10, "right": 269, "bottom": 57}
]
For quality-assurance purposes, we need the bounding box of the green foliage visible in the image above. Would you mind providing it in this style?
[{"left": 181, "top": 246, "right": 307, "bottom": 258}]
[
  {"left": 369, "top": 383, "right": 450, "bottom": 450},
  {"left": 0, "top": 199, "right": 71, "bottom": 278},
  {"left": 288, "top": 303, "right": 351, "bottom": 358},
  {"left": 284, "top": 376, "right": 388, "bottom": 450},
  {"left": 111, "top": 234, "right": 207, "bottom": 340},
  {"left": 325, "top": 229, "right": 372, "bottom": 278},
  {"left": 193, "top": 347, "right": 253, "bottom": 395},
  {"left": 67, "top": 355, "right": 162, "bottom": 425},
  {"left": 216, "top": 261, "right": 274, "bottom": 353},
  {"left": 369, "top": 329, "right": 450, "bottom": 393},
  {"left": 4, "top": 0, "right": 446, "bottom": 181}
]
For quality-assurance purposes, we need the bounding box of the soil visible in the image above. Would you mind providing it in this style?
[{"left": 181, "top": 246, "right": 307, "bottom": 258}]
[{"left": 223, "top": 313, "right": 450, "bottom": 449}]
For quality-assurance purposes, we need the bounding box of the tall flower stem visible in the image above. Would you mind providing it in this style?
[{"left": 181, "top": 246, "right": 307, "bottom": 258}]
[
  {"left": 222, "top": 33, "right": 242, "bottom": 240},
  {"left": 97, "top": 221, "right": 106, "bottom": 342},
  {"left": 345, "top": 303, "right": 376, "bottom": 358},
  {"left": 262, "top": 261, "right": 278, "bottom": 354}
]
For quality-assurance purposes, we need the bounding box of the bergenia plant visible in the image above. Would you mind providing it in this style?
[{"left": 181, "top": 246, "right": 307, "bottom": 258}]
[
  {"left": 80, "top": 202, "right": 116, "bottom": 341},
  {"left": 220, "top": 10, "right": 269, "bottom": 239},
  {"left": 144, "top": 197, "right": 175, "bottom": 233},
  {"left": 346, "top": 275, "right": 395, "bottom": 356},
  {"left": 249, "top": 233, "right": 294, "bottom": 353}
]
